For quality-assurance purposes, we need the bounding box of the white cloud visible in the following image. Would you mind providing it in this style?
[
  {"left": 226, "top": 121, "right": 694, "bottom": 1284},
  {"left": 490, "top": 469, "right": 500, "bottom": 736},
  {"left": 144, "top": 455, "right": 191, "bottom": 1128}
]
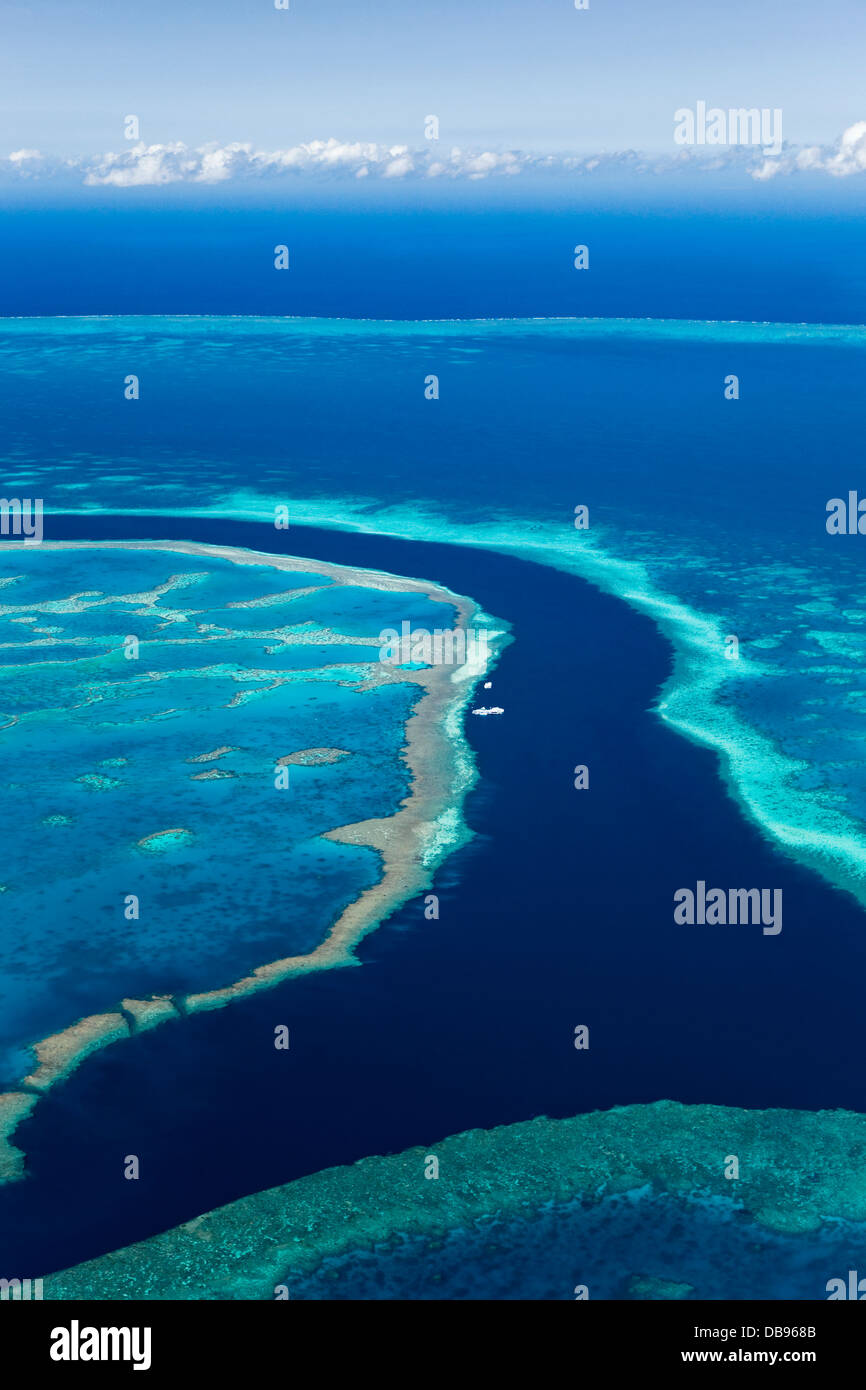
[
  {"left": 749, "top": 121, "right": 866, "bottom": 181},
  {"left": 382, "top": 148, "right": 415, "bottom": 178},
  {"left": 3, "top": 127, "right": 866, "bottom": 187},
  {"left": 5, "top": 148, "right": 50, "bottom": 178},
  {"left": 83, "top": 141, "right": 199, "bottom": 187}
]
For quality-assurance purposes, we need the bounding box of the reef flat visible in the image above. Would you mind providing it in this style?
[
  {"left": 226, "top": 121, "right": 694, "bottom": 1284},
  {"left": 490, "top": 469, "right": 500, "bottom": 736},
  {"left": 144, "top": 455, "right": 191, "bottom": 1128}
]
[
  {"left": 43, "top": 1100, "right": 866, "bottom": 1299},
  {"left": 0, "top": 539, "right": 507, "bottom": 1181}
]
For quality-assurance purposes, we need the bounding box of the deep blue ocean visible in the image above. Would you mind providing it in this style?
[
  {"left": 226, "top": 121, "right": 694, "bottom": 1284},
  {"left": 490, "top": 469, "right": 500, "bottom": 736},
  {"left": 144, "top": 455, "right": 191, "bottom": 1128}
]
[{"left": 1, "top": 197, "right": 866, "bottom": 321}]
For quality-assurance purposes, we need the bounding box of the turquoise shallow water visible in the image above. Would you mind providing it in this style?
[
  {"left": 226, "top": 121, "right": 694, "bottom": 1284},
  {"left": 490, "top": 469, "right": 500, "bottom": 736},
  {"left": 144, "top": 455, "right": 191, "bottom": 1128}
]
[{"left": 0, "top": 543, "right": 463, "bottom": 1078}]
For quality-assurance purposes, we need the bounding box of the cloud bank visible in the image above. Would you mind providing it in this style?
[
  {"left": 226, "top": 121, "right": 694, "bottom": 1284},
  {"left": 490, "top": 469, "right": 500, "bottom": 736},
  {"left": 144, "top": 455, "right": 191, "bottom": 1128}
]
[{"left": 4, "top": 125, "right": 866, "bottom": 187}]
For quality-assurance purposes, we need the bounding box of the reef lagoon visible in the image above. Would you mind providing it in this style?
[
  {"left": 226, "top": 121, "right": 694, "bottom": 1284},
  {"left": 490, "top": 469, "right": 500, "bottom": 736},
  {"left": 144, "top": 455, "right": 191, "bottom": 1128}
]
[{"left": 0, "top": 537, "right": 505, "bottom": 1181}]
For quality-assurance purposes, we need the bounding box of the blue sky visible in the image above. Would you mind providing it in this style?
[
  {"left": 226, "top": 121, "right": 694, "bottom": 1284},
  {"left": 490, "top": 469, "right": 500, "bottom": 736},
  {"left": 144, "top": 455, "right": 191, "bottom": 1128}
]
[{"left": 1, "top": 0, "right": 864, "bottom": 157}]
